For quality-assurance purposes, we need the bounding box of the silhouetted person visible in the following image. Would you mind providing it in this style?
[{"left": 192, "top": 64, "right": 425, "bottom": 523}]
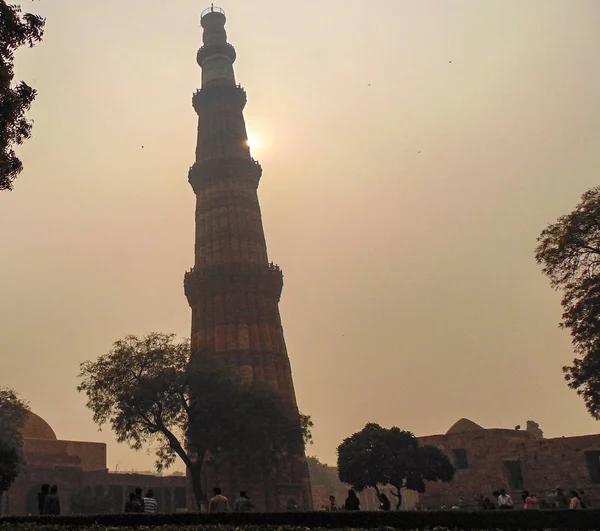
[
  {"left": 327, "top": 495, "right": 338, "bottom": 511},
  {"left": 37, "top": 484, "right": 49, "bottom": 515},
  {"left": 143, "top": 489, "right": 158, "bottom": 513},
  {"left": 344, "top": 489, "right": 360, "bottom": 511},
  {"left": 481, "top": 497, "right": 495, "bottom": 510},
  {"left": 43, "top": 485, "right": 60, "bottom": 515},
  {"left": 570, "top": 491, "right": 581, "bottom": 510},
  {"left": 124, "top": 492, "right": 141, "bottom": 513},
  {"left": 134, "top": 487, "right": 145, "bottom": 512},
  {"left": 378, "top": 493, "right": 391, "bottom": 511},
  {"left": 579, "top": 490, "right": 590, "bottom": 509},
  {"left": 235, "top": 491, "right": 253, "bottom": 512},
  {"left": 208, "top": 487, "right": 229, "bottom": 513},
  {"left": 554, "top": 487, "right": 568, "bottom": 509}
]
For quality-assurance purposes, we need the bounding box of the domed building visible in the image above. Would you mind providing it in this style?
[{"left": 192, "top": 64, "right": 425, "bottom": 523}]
[
  {"left": 22, "top": 412, "right": 58, "bottom": 441},
  {"left": 4, "top": 412, "right": 187, "bottom": 516}
]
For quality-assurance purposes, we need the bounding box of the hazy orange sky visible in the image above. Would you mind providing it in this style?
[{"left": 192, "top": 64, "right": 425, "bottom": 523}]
[{"left": 2, "top": 0, "right": 600, "bottom": 472}]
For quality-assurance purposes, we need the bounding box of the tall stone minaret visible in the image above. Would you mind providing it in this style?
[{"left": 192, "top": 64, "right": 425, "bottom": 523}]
[{"left": 184, "top": 6, "right": 312, "bottom": 512}]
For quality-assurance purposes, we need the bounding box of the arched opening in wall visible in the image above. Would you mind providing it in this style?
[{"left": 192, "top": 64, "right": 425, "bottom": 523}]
[
  {"left": 584, "top": 451, "right": 600, "bottom": 483},
  {"left": 503, "top": 460, "right": 524, "bottom": 490}
]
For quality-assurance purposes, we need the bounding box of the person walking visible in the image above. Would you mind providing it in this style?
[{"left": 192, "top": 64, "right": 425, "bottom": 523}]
[
  {"left": 234, "top": 491, "right": 253, "bottom": 512},
  {"left": 142, "top": 490, "right": 158, "bottom": 513},
  {"left": 43, "top": 485, "right": 61, "bottom": 515},
  {"left": 208, "top": 487, "right": 230, "bottom": 513},
  {"left": 344, "top": 489, "right": 360, "bottom": 511}
]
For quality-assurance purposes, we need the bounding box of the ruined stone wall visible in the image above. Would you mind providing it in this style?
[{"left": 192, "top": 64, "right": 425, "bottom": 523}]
[{"left": 418, "top": 431, "right": 600, "bottom": 509}]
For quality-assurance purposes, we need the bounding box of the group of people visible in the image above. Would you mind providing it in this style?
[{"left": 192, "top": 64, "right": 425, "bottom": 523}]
[
  {"left": 37, "top": 484, "right": 61, "bottom": 515},
  {"left": 322, "top": 490, "right": 361, "bottom": 512},
  {"left": 473, "top": 487, "right": 591, "bottom": 511},
  {"left": 323, "top": 489, "right": 393, "bottom": 512},
  {"left": 124, "top": 488, "right": 158, "bottom": 513},
  {"left": 207, "top": 488, "right": 254, "bottom": 513}
]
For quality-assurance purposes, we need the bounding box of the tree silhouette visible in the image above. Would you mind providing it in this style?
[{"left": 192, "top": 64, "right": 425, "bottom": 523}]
[
  {"left": 78, "top": 333, "right": 306, "bottom": 509},
  {"left": 536, "top": 186, "right": 600, "bottom": 418},
  {"left": 0, "top": 1, "right": 45, "bottom": 190},
  {"left": 337, "top": 423, "right": 454, "bottom": 510}
]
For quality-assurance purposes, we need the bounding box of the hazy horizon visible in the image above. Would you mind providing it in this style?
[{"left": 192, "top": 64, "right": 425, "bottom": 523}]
[{"left": 1, "top": 0, "right": 600, "bottom": 471}]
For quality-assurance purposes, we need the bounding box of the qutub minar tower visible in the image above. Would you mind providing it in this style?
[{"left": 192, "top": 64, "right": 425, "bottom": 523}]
[{"left": 184, "top": 6, "right": 313, "bottom": 511}]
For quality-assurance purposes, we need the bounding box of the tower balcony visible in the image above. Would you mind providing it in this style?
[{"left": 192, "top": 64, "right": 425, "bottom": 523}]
[
  {"left": 197, "top": 42, "right": 236, "bottom": 67},
  {"left": 200, "top": 5, "right": 225, "bottom": 19},
  {"left": 184, "top": 262, "right": 284, "bottom": 304},
  {"left": 192, "top": 84, "right": 246, "bottom": 114},
  {"left": 188, "top": 156, "right": 262, "bottom": 193}
]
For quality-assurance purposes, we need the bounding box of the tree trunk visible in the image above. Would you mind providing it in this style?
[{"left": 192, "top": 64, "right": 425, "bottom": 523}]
[
  {"left": 394, "top": 487, "right": 402, "bottom": 510},
  {"left": 189, "top": 462, "right": 204, "bottom": 511}
]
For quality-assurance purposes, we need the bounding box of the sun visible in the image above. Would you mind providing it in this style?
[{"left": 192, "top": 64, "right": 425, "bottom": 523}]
[{"left": 245, "top": 130, "right": 261, "bottom": 153}]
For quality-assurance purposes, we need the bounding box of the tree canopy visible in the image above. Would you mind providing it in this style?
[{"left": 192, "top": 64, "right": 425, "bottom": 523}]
[
  {"left": 337, "top": 423, "right": 454, "bottom": 510},
  {"left": 0, "top": 387, "right": 29, "bottom": 498},
  {"left": 536, "top": 187, "right": 600, "bottom": 418},
  {"left": 0, "top": 1, "right": 45, "bottom": 190},
  {"left": 78, "top": 333, "right": 307, "bottom": 508}
]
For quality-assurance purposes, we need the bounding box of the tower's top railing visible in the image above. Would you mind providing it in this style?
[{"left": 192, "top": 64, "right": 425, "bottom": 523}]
[{"left": 201, "top": 4, "right": 225, "bottom": 18}]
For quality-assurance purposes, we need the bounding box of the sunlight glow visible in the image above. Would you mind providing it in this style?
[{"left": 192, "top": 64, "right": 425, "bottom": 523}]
[{"left": 245, "top": 130, "right": 262, "bottom": 154}]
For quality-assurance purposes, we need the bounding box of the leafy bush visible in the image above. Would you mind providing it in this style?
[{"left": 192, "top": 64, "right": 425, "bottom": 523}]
[{"left": 1, "top": 510, "right": 600, "bottom": 529}]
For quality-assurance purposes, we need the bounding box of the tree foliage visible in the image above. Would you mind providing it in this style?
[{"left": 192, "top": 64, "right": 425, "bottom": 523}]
[
  {"left": 0, "top": 440, "right": 20, "bottom": 497},
  {"left": 78, "top": 333, "right": 308, "bottom": 508},
  {"left": 300, "top": 413, "right": 314, "bottom": 447},
  {"left": 536, "top": 187, "right": 600, "bottom": 418},
  {"left": 187, "top": 364, "right": 306, "bottom": 482},
  {"left": 337, "top": 423, "right": 454, "bottom": 510},
  {"left": 0, "top": 1, "right": 45, "bottom": 190},
  {"left": 0, "top": 387, "right": 29, "bottom": 497}
]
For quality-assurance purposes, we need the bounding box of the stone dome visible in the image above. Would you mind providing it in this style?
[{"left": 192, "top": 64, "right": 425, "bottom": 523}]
[
  {"left": 446, "top": 418, "right": 485, "bottom": 435},
  {"left": 22, "top": 411, "right": 57, "bottom": 440}
]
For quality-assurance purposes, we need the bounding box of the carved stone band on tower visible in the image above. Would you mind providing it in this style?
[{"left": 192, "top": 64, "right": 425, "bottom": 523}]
[{"left": 184, "top": 6, "right": 313, "bottom": 512}]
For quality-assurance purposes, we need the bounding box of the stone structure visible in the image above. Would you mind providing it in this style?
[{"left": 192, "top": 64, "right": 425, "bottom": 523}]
[
  {"left": 417, "top": 418, "right": 600, "bottom": 509},
  {"left": 183, "top": 6, "right": 312, "bottom": 511},
  {"left": 3, "top": 412, "right": 186, "bottom": 516}
]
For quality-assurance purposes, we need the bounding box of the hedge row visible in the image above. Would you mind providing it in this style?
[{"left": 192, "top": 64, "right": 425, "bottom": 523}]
[{"left": 2, "top": 510, "right": 600, "bottom": 529}]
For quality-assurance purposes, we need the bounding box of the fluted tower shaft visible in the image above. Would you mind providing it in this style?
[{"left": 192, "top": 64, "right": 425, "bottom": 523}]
[{"left": 184, "top": 7, "right": 312, "bottom": 512}]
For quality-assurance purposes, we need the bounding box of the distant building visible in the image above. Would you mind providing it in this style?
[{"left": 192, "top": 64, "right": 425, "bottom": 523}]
[
  {"left": 3, "top": 412, "right": 186, "bottom": 516},
  {"left": 417, "top": 418, "right": 600, "bottom": 509}
]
